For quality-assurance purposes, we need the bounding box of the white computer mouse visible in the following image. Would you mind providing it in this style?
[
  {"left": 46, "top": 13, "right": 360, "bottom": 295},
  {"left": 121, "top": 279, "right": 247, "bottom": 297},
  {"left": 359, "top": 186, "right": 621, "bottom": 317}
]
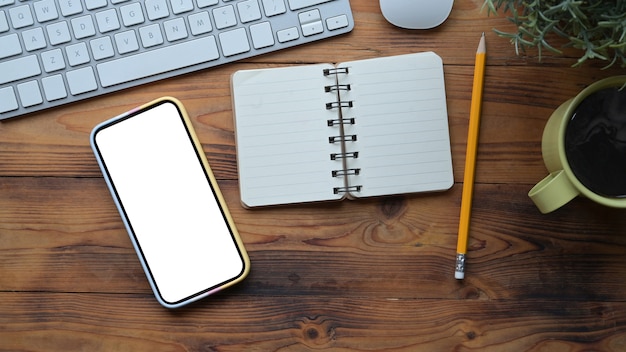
[{"left": 380, "top": 0, "right": 454, "bottom": 29}]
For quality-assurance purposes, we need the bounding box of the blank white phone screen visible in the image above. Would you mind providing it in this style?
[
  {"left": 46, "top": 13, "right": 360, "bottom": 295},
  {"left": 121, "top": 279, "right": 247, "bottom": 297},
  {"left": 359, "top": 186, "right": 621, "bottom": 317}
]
[{"left": 94, "top": 101, "right": 245, "bottom": 304}]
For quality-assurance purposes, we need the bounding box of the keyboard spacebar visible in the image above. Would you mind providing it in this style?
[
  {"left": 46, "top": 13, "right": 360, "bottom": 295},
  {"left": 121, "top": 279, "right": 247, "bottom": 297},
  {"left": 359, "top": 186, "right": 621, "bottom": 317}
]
[{"left": 97, "top": 36, "right": 219, "bottom": 88}]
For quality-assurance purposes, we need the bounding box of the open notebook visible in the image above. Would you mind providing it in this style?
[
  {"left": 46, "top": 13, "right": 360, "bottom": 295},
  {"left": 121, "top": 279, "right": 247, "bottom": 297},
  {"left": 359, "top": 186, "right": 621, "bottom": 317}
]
[{"left": 231, "top": 52, "right": 453, "bottom": 208}]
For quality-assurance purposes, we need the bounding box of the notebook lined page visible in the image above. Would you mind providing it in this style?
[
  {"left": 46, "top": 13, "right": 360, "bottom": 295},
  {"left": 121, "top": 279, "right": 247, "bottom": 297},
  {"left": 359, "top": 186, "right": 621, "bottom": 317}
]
[
  {"left": 232, "top": 64, "right": 345, "bottom": 207},
  {"left": 340, "top": 52, "right": 454, "bottom": 198}
]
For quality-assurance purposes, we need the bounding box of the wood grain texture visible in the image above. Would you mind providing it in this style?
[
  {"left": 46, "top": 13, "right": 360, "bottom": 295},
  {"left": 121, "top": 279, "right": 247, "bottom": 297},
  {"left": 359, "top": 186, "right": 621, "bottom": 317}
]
[
  {"left": 2, "top": 0, "right": 626, "bottom": 350},
  {"left": 3, "top": 293, "right": 626, "bottom": 351}
]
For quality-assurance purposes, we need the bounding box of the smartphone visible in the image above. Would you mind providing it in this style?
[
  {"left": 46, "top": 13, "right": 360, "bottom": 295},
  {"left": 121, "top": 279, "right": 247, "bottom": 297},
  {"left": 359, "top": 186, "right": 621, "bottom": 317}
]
[{"left": 90, "top": 97, "right": 249, "bottom": 308}]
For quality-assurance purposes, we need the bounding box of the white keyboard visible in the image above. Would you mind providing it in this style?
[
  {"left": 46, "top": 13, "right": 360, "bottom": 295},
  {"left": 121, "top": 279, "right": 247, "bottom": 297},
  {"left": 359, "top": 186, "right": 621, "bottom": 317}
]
[{"left": 0, "top": 0, "right": 353, "bottom": 120}]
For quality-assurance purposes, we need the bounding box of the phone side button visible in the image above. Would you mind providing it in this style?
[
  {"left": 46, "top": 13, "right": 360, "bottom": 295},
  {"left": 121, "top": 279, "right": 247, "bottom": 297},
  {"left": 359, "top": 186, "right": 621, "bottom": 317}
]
[{"left": 96, "top": 36, "right": 220, "bottom": 88}]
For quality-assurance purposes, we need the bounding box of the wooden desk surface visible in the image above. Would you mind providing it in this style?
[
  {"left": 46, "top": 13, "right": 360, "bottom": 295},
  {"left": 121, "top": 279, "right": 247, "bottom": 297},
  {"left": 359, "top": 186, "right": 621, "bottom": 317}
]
[{"left": 2, "top": 0, "right": 626, "bottom": 350}]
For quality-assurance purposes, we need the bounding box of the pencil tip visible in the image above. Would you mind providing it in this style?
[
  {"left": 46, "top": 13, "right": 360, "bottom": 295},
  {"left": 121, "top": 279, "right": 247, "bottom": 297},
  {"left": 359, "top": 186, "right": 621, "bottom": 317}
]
[{"left": 477, "top": 33, "right": 486, "bottom": 53}]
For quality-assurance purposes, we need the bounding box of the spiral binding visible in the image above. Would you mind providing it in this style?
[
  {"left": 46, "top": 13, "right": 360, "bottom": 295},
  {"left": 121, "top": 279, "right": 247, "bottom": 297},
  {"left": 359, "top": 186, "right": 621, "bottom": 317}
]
[
  {"left": 327, "top": 117, "right": 355, "bottom": 126},
  {"left": 329, "top": 134, "right": 357, "bottom": 143},
  {"left": 326, "top": 101, "right": 353, "bottom": 110},
  {"left": 332, "top": 168, "right": 360, "bottom": 177},
  {"left": 323, "top": 67, "right": 349, "bottom": 76},
  {"left": 333, "top": 185, "right": 362, "bottom": 194},
  {"left": 325, "top": 65, "right": 362, "bottom": 195},
  {"left": 325, "top": 84, "right": 351, "bottom": 92},
  {"left": 330, "top": 151, "right": 359, "bottom": 160}
]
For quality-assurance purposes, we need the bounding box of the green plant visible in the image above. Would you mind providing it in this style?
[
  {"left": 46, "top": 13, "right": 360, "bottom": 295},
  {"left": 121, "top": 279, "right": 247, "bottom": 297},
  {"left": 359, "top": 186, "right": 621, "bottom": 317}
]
[{"left": 483, "top": 0, "right": 626, "bottom": 68}]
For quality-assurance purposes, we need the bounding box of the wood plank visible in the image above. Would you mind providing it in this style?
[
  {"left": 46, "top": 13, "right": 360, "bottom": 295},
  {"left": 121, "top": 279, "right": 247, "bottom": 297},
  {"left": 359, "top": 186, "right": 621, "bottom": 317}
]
[
  {"left": 2, "top": 177, "right": 626, "bottom": 301},
  {"left": 1, "top": 293, "right": 626, "bottom": 351}
]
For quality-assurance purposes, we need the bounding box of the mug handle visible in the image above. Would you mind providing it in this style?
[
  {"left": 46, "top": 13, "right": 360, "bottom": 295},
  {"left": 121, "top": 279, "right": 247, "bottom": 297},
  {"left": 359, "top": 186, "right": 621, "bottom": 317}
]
[{"left": 528, "top": 170, "right": 579, "bottom": 213}]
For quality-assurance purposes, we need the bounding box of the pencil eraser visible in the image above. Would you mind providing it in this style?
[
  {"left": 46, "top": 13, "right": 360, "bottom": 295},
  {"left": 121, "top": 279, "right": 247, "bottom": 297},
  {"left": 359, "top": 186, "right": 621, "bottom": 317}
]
[{"left": 455, "top": 271, "right": 465, "bottom": 280}]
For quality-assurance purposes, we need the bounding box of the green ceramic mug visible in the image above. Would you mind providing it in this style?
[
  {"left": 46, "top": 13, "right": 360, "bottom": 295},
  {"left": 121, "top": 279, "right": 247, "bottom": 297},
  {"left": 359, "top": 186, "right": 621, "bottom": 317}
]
[{"left": 529, "top": 76, "right": 626, "bottom": 213}]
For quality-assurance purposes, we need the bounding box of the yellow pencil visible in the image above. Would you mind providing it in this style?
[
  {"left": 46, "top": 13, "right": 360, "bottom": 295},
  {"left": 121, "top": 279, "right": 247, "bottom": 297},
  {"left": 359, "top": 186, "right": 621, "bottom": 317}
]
[{"left": 455, "top": 33, "right": 486, "bottom": 280}]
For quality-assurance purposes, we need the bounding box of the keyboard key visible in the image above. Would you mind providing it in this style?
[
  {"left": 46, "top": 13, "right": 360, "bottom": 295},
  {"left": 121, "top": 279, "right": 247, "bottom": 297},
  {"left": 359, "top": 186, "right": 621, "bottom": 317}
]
[
  {"left": 170, "top": 0, "right": 193, "bottom": 14},
  {"left": 213, "top": 5, "right": 236, "bottom": 29},
  {"left": 114, "top": 30, "right": 139, "bottom": 53},
  {"left": 219, "top": 27, "right": 250, "bottom": 56},
  {"left": 66, "top": 67, "right": 97, "bottom": 95},
  {"left": 139, "top": 23, "right": 163, "bottom": 47},
  {"left": 42, "top": 74, "right": 67, "bottom": 101},
  {"left": 0, "top": 87, "right": 18, "bottom": 113},
  {"left": 71, "top": 14, "right": 96, "bottom": 39},
  {"left": 326, "top": 14, "right": 348, "bottom": 30},
  {"left": 66, "top": 42, "right": 90, "bottom": 66},
  {"left": 33, "top": 0, "right": 59, "bottom": 23},
  {"left": 277, "top": 27, "right": 298, "bottom": 43},
  {"left": 0, "top": 11, "right": 8, "bottom": 32},
  {"left": 95, "top": 9, "right": 120, "bottom": 33},
  {"left": 145, "top": 0, "right": 169, "bottom": 20},
  {"left": 164, "top": 17, "right": 188, "bottom": 41},
  {"left": 0, "top": 0, "right": 15, "bottom": 7},
  {"left": 59, "top": 0, "right": 83, "bottom": 16},
  {"left": 299, "top": 9, "right": 320, "bottom": 24},
  {"left": 17, "top": 80, "right": 43, "bottom": 107},
  {"left": 85, "top": 0, "right": 108, "bottom": 10},
  {"left": 237, "top": 0, "right": 261, "bottom": 23},
  {"left": 47, "top": 21, "right": 71, "bottom": 45},
  {"left": 196, "top": 0, "right": 217, "bottom": 8},
  {"left": 0, "top": 33, "right": 22, "bottom": 59},
  {"left": 90, "top": 36, "right": 115, "bottom": 59},
  {"left": 261, "top": 0, "right": 286, "bottom": 17},
  {"left": 41, "top": 48, "right": 66, "bottom": 72},
  {"left": 120, "top": 2, "right": 145, "bottom": 26},
  {"left": 22, "top": 27, "right": 47, "bottom": 51},
  {"left": 250, "top": 21, "right": 273, "bottom": 49},
  {"left": 288, "top": 0, "right": 330, "bottom": 11},
  {"left": 96, "top": 36, "right": 219, "bottom": 87},
  {"left": 9, "top": 4, "right": 34, "bottom": 28},
  {"left": 188, "top": 11, "right": 212, "bottom": 35},
  {"left": 0, "top": 55, "right": 41, "bottom": 85},
  {"left": 301, "top": 21, "right": 323, "bottom": 36}
]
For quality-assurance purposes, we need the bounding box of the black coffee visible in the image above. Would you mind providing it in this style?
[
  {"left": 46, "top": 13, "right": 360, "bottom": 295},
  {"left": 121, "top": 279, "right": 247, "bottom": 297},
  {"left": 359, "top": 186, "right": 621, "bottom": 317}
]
[{"left": 565, "top": 87, "right": 626, "bottom": 198}]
